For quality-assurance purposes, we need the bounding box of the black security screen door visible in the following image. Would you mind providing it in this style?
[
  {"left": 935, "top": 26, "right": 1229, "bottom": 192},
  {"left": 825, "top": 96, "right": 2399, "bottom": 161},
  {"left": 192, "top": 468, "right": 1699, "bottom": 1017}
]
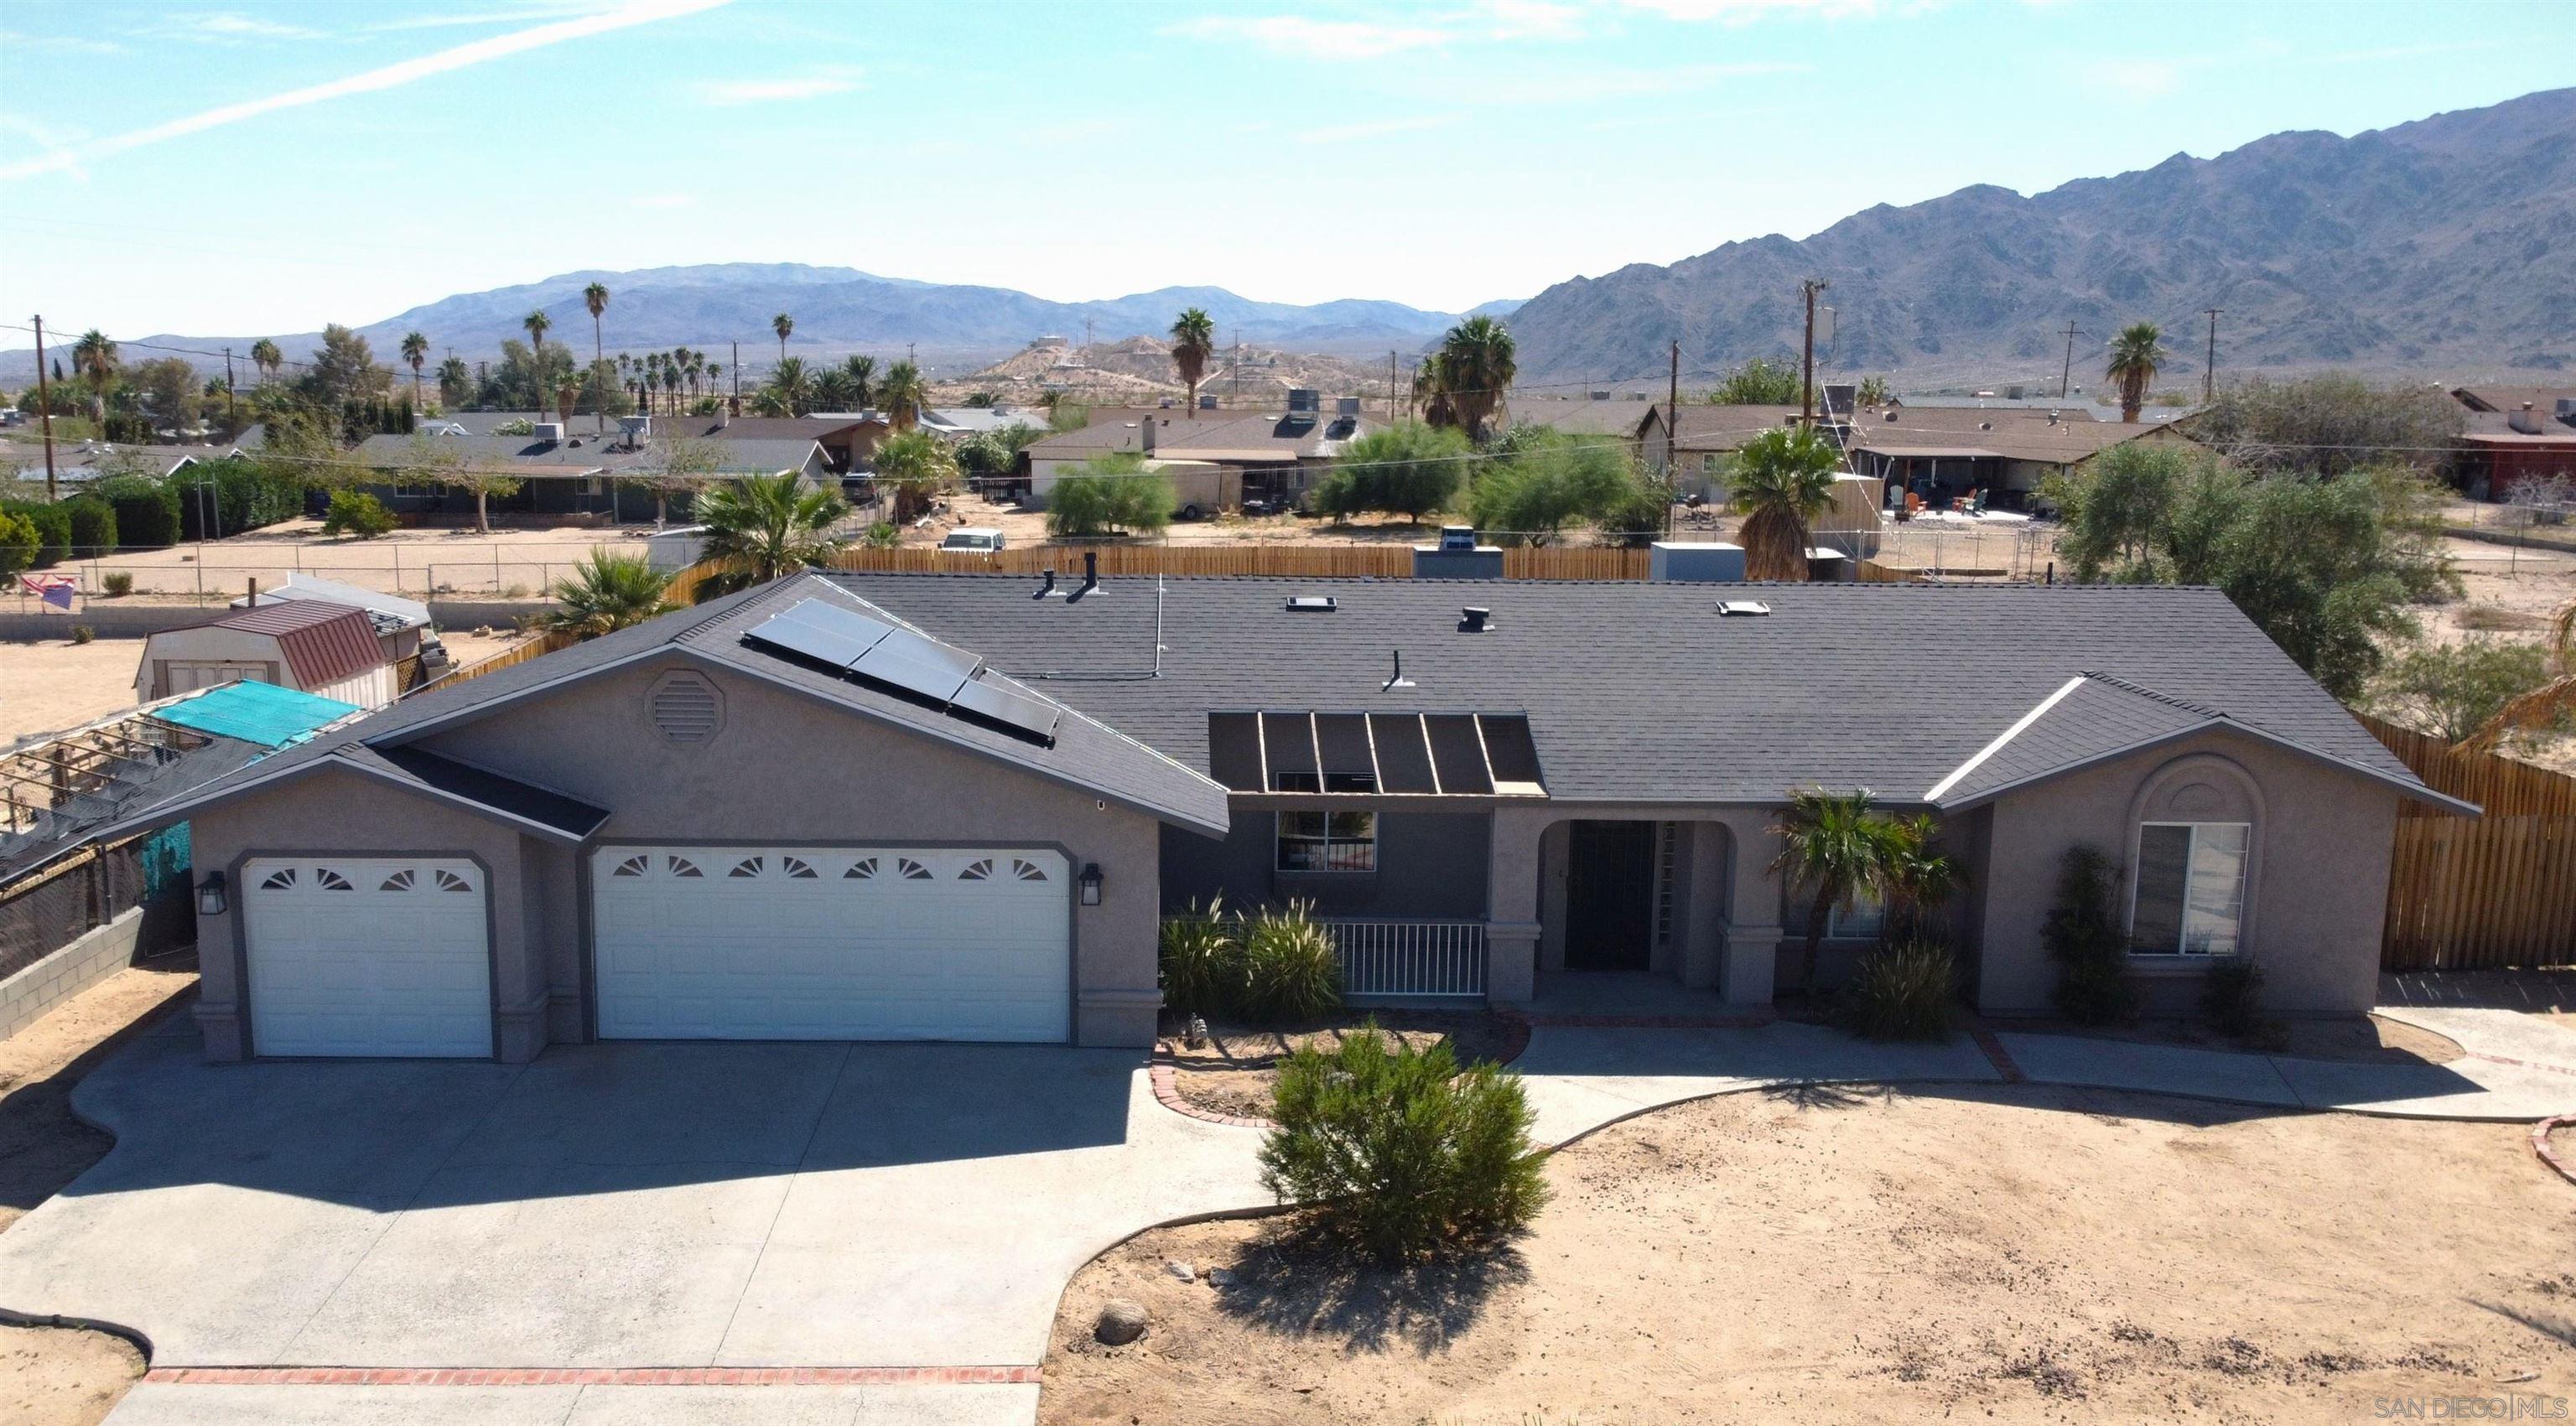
[{"left": 1565, "top": 821, "right": 1654, "bottom": 971}]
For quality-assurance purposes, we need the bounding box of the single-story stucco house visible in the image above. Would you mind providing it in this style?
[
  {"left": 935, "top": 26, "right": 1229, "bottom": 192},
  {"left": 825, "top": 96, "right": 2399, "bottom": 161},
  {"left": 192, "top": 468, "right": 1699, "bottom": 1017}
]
[{"left": 103, "top": 568, "right": 2472, "bottom": 1062}]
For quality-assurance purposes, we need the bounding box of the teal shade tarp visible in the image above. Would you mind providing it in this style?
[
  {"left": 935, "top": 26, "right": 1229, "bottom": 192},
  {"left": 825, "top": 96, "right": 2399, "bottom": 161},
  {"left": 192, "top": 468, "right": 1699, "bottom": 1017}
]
[{"left": 153, "top": 680, "right": 361, "bottom": 749}]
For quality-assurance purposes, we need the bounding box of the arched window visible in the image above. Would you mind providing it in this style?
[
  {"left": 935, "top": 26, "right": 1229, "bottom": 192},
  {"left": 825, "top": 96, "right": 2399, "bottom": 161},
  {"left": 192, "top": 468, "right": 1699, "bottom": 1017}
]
[{"left": 2126, "top": 754, "right": 2262, "bottom": 958}]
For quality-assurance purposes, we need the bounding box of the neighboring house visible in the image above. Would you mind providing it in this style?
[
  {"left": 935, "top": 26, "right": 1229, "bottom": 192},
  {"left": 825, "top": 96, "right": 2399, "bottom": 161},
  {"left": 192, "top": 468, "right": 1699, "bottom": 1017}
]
[
  {"left": 664, "top": 414, "right": 886, "bottom": 476},
  {"left": 4, "top": 440, "right": 245, "bottom": 491},
  {"left": 1638, "top": 405, "right": 1805, "bottom": 496},
  {"left": 1844, "top": 404, "right": 2182, "bottom": 510},
  {"left": 230, "top": 575, "right": 434, "bottom": 684},
  {"left": 133, "top": 600, "right": 400, "bottom": 709},
  {"left": 1021, "top": 394, "right": 1367, "bottom": 510},
  {"left": 918, "top": 406, "right": 1047, "bottom": 439},
  {"left": 2449, "top": 386, "right": 2576, "bottom": 501},
  {"left": 106, "top": 571, "right": 2465, "bottom": 1065},
  {"left": 348, "top": 426, "right": 832, "bottom": 522}
]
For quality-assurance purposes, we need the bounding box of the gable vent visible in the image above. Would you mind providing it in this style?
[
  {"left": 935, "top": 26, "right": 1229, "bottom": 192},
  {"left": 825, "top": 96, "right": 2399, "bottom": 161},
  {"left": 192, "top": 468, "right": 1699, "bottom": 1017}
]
[{"left": 647, "top": 670, "right": 723, "bottom": 744}]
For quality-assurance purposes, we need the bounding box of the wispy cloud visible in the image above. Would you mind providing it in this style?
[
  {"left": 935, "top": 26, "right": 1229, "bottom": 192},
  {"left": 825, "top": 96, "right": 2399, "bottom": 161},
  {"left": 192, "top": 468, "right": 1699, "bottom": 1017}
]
[
  {"left": 1482, "top": 0, "right": 1587, "bottom": 41},
  {"left": 1299, "top": 114, "right": 1461, "bottom": 144},
  {"left": 366, "top": 3, "right": 626, "bottom": 30},
  {"left": 146, "top": 13, "right": 331, "bottom": 43},
  {"left": 1166, "top": 15, "right": 1452, "bottom": 59},
  {"left": 0, "top": 29, "right": 123, "bottom": 54},
  {"left": 692, "top": 67, "right": 861, "bottom": 106},
  {"left": 1615, "top": 0, "right": 1898, "bottom": 21},
  {"left": 1, "top": 0, "right": 733, "bottom": 182},
  {"left": 0, "top": 116, "right": 92, "bottom": 182}
]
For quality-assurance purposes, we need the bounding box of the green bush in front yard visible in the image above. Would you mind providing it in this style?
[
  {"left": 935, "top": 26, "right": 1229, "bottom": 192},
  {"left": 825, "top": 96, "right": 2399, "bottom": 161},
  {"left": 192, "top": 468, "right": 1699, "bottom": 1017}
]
[
  {"left": 63, "top": 497, "right": 117, "bottom": 557},
  {"left": 2044, "top": 846, "right": 2139, "bottom": 1025},
  {"left": 1260, "top": 1028, "right": 1549, "bottom": 1265},
  {"left": 1157, "top": 897, "right": 1239, "bottom": 1020},
  {"left": 2200, "top": 958, "right": 2267, "bottom": 1040},
  {"left": 1841, "top": 941, "right": 1957, "bottom": 1041},
  {"left": 1238, "top": 900, "right": 1342, "bottom": 1024},
  {"left": 320, "top": 489, "right": 397, "bottom": 539}
]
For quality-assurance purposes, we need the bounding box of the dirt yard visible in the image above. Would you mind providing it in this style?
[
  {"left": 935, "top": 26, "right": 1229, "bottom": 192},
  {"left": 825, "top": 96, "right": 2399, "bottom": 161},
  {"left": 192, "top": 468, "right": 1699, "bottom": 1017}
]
[
  {"left": 18, "top": 516, "right": 662, "bottom": 604},
  {"left": 1044, "top": 1085, "right": 2576, "bottom": 1424},
  {"left": 1161, "top": 1012, "right": 1527, "bottom": 1121},
  {"left": 0, "top": 638, "right": 143, "bottom": 743},
  {"left": 0, "top": 958, "right": 195, "bottom": 1426}
]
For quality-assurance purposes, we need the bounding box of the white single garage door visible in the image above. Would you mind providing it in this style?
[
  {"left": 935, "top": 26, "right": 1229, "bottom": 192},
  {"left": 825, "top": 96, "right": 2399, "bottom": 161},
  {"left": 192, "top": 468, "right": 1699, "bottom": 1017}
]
[
  {"left": 242, "top": 857, "right": 492, "bottom": 1057},
  {"left": 591, "top": 847, "right": 1071, "bottom": 1043}
]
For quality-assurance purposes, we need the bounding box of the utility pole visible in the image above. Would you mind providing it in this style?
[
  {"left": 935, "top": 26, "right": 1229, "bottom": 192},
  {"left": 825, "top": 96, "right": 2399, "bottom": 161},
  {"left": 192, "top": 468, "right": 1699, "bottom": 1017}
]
[
  {"left": 1666, "top": 338, "right": 1681, "bottom": 537},
  {"left": 1388, "top": 350, "right": 1399, "bottom": 422},
  {"left": 2059, "top": 322, "right": 2082, "bottom": 399},
  {"left": 2200, "top": 308, "right": 2223, "bottom": 403},
  {"left": 1799, "top": 279, "right": 1829, "bottom": 427},
  {"left": 730, "top": 340, "right": 740, "bottom": 413},
  {"left": 30, "top": 316, "right": 58, "bottom": 500},
  {"left": 222, "top": 346, "right": 238, "bottom": 436}
]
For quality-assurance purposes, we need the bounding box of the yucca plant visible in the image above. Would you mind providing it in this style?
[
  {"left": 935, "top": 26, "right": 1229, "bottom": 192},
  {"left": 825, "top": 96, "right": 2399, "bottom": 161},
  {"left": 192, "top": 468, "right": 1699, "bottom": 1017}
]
[
  {"left": 1157, "top": 897, "right": 1239, "bottom": 1021},
  {"left": 1261, "top": 1027, "right": 1548, "bottom": 1265},
  {"left": 1238, "top": 900, "right": 1341, "bottom": 1024},
  {"left": 1841, "top": 941, "right": 1957, "bottom": 1041}
]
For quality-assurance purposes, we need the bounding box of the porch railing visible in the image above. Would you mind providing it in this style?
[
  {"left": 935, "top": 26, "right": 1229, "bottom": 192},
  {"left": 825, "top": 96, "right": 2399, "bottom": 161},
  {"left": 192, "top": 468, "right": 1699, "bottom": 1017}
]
[{"left": 1322, "top": 919, "right": 1488, "bottom": 1000}]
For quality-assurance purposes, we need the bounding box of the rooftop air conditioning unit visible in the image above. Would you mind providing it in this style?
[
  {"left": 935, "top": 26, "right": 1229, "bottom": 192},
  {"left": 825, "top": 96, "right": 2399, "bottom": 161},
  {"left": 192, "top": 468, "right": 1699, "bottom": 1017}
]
[
  {"left": 532, "top": 422, "right": 566, "bottom": 443},
  {"left": 1335, "top": 397, "right": 1361, "bottom": 417},
  {"left": 620, "top": 414, "right": 651, "bottom": 443}
]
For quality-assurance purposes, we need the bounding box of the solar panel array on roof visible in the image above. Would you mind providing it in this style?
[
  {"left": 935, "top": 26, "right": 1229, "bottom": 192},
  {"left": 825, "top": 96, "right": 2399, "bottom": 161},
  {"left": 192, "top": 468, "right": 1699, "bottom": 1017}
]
[{"left": 742, "top": 598, "right": 1057, "bottom": 747}]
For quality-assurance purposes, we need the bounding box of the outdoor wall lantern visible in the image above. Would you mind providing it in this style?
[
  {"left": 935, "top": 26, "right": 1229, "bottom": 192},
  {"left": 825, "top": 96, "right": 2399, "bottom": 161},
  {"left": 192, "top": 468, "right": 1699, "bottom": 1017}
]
[
  {"left": 1078, "top": 863, "right": 1104, "bottom": 906},
  {"left": 195, "top": 871, "right": 227, "bottom": 917}
]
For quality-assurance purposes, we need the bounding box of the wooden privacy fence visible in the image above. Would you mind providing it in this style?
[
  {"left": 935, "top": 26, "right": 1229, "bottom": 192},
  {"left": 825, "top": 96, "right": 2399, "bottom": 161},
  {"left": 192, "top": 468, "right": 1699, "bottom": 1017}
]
[{"left": 2360, "top": 711, "right": 2576, "bottom": 971}]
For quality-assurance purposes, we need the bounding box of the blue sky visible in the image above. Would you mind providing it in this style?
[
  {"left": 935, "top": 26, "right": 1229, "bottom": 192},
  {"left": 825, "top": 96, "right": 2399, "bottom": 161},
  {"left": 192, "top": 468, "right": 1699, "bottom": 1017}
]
[{"left": 2, "top": 0, "right": 2568, "bottom": 337}]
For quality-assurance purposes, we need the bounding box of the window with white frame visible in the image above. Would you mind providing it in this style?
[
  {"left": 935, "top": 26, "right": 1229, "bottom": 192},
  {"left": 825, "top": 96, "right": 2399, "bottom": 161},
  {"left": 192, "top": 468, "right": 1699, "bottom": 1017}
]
[
  {"left": 1785, "top": 884, "right": 1884, "bottom": 939},
  {"left": 2129, "top": 822, "right": 2249, "bottom": 956},
  {"left": 1276, "top": 810, "right": 1376, "bottom": 873}
]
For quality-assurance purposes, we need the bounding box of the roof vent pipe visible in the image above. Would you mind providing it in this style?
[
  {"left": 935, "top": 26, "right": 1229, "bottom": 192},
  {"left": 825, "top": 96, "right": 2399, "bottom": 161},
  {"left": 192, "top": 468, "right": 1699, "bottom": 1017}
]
[
  {"left": 1034, "top": 568, "right": 1056, "bottom": 599},
  {"left": 1383, "top": 649, "right": 1415, "bottom": 691},
  {"left": 246, "top": 577, "right": 258, "bottom": 607},
  {"left": 1067, "top": 550, "right": 1097, "bottom": 602}
]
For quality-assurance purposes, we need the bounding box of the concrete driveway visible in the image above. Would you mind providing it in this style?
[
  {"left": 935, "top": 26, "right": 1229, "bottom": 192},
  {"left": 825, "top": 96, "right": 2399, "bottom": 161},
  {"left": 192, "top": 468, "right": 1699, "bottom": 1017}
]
[{"left": 0, "top": 1019, "right": 1266, "bottom": 1385}]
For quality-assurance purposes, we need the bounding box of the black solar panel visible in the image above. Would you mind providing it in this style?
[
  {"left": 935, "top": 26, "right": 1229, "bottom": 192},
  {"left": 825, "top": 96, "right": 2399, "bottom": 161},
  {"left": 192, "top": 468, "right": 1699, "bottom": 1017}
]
[
  {"left": 743, "top": 601, "right": 896, "bottom": 669},
  {"left": 948, "top": 674, "right": 1062, "bottom": 745},
  {"left": 853, "top": 627, "right": 983, "bottom": 703}
]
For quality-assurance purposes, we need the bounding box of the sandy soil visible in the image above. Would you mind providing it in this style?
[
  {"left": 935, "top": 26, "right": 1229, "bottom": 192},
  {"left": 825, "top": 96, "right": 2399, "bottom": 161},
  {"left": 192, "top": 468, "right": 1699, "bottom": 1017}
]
[
  {"left": 0, "top": 1325, "right": 143, "bottom": 1426},
  {"left": 0, "top": 959, "right": 195, "bottom": 1425},
  {"left": 1162, "top": 1013, "right": 1526, "bottom": 1122},
  {"left": 1047, "top": 1084, "right": 2575, "bottom": 1425},
  {"left": 13, "top": 517, "right": 665, "bottom": 604},
  {"left": 1950, "top": 1012, "right": 2466, "bottom": 1065},
  {"left": 0, "top": 639, "right": 145, "bottom": 744}
]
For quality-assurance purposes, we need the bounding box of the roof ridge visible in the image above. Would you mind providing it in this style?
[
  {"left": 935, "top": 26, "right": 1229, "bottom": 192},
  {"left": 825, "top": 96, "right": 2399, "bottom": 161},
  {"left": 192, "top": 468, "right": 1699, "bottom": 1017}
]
[{"left": 2080, "top": 670, "right": 2228, "bottom": 720}]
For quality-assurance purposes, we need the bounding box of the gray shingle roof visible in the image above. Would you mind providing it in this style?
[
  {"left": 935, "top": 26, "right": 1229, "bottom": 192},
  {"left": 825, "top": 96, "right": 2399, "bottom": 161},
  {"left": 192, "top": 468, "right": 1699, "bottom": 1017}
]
[{"left": 823, "top": 573, "right": 2448, "bottom": 810}]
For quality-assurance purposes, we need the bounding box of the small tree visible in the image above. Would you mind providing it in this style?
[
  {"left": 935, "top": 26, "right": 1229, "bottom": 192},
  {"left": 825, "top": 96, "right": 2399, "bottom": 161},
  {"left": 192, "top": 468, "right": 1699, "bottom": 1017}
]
[
  {"left": 1311, "top": 423, "right": 1468, "bottom": 523},
  {"left": 2044, "top": 846, "right": 2137, "bottom": 1024},
  {"left": 319, "top": 490, "right": 397, "bottom": 539},
  {"left": 1771, "top": 786, "right": 1886, "bottom": 994},
  {"left": 540, "top": 552, "right": 676, "bottom": 640},
  {"left": 1464, "top": 430, "right": 1644, "bottom": 546},
  {"left": 1709, "top": 356, "right": 1801, "bottom": 406},
  {"left": 1046, "top": 453, "right": 1171, "bottom": 537},
  {"left": 0, "top": 510, "right": 37, "bottom": 578},
  {"left": 2373, "top": 637, "right": 2552, "bottom": 743},
  {"left": 623, "top": 433, "right": 722, "bottom": 529},
  {"left": 870, "top": 428, "right": 957, "bottom": 525},
  {"left": 1260, "top": 1029, "right": 1549, "bottom": 1266}
]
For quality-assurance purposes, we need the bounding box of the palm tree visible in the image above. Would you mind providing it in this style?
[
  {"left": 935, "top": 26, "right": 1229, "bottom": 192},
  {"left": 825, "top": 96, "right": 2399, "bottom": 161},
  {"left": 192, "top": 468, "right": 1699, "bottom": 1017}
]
[
  {"left": 400, "top": 331, "right": 429, "bottom": 411},
  {"left": 877, "top": 358, "right": 927, "bottom": 432},
  {"left": 841, "top": 355, "right": 875, "bottom": 407},
  {"left": 1876, "top": 813, "right": 1961, "bottom": 945},
  {"left": 1772, "top": 786, "right": 1886, "bottom": 994},
  {"left": 437, "top": 355, "right": 470, "bottom": 407},
  {"left": 1729, "top": 424, "right": 1842, "bottom": 580},
  {"left": 584, "top": 283, "right": 610, "bottom": 433},
  {"left": 71, "top": 329, "right": 117, "bottom": 423},
  {"left": 539, "top": 552, "right": 676, "bottom": 640},
  {"left": 812, "top": 366, "right": 858, "bottom": 411},
  {"left": 248, "top": 337, "right": 282, "bottom": 386},
  {"left": 1169, "top": 307, "right": 1216, "bottom": 418},
  {"left": 764, "top": 356, "right": 813, "bottom": 417},
  {"left": 694, "top": 469, "right": 849, "bottom": 585},
  {"left": 870, "top": 428, "right": 955, "bottom": 524},
  {"left": 522, "top": 309, "right": 553, "bottom": 412},
  {"left": 1432, "top": 315, "right": 1515, "bottom": 440},
  {"left": 1412, "top": 355, "right": 1453, "bottom": 428},
  {"left": 772, "top": 312, "right": 794, "bottom": 370},
  {"left": 2106, "top": 321, "right": 2168, "bottom": 423}
]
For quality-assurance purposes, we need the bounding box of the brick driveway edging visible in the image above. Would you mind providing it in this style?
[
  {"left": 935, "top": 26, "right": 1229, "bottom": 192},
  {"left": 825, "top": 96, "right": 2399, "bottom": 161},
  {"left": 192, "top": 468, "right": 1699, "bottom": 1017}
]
[{"left": 2536, "top": 1115, "right": 2576, "bottom": 1186}]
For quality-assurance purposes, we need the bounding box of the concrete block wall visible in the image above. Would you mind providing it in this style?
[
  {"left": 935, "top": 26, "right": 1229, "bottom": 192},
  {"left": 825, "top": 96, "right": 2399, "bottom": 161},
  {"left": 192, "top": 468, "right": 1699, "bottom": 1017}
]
[{"left": 0, "top": 906, "right": 143, "bottom": 1040}]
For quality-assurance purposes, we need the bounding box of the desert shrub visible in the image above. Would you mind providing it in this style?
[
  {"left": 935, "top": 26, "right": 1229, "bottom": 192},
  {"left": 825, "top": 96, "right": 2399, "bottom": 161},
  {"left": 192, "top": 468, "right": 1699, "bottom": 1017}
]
[
  {"left": 1237, "top": 900, "right": 1342, "bottom": 1024},
  {"left": 0, "top": 511, "right": 37, "bottom": 577},
  {"left": 1, "top": 499, "right": 70, "bottom": 568},
  {"left": 1046, "top": 454, "right": 1172, "bottom": 537},
  {"left": 1841, "top": 941, "right": 1957, "bottom": 1041},
  {"left": 175, "top": 458, "right": 305, "bottom": 540},
  {"left": 863, "top": 521, "right": 901, "bottom": 549},
  {"left": 1311, "top": 423, "right": 1469, "bottom": 522},
  {"left": 101, "top": 571, "right": 134, "bottom": 597},
  {"left": 70, "top": 624, "right": 96, "bottom": 645},
  {"left": 63, "top": 497, "right": 117, "bottom": 556},
  {"left": 2372, "top": 637, "right": 2553, "bottom": 743},
  {"left": 1157, "top": 898, "right": 1239, "bottom": 1020},
  {"left": 2201, "top": 958, "right": 2267, "bottom": 1040},
  {"left": 1261, "top": 1028, "right": 1549, "bottom": 1265},
  {"left": 2044, "top": 846, "right": 2138, "bottom": 1025},
  {"left": 319, "top": 489, "right": 397, "bottom": 539},
  {"left": 96, "top": 474, "right": 181, "bottom": 548}
]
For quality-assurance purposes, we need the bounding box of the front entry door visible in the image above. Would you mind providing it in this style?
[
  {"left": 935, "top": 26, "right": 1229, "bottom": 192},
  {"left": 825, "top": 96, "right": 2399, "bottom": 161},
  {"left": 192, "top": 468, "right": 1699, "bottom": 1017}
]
[{"left": 1564, "top": 821, "right": 1654, "bottom": 971}]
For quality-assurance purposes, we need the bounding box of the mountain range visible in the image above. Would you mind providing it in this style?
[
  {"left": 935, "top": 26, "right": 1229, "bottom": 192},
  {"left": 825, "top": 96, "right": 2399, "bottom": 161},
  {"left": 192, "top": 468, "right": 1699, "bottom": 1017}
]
[{"left": 1502, "top": 87, "right": 2575, "bottom": 388}]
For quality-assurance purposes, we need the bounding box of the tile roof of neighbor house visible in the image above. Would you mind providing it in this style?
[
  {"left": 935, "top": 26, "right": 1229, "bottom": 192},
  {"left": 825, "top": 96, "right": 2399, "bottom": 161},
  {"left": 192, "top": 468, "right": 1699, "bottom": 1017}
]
[
  {"left": 823, "top": 573, "right": 2460, "bottom": 812},
  {"left": 179, "top": 601, "right": 387, "bottom": 689},
  {"left": 1027, "top": 407, "right": 1366, "bottom": 464}
]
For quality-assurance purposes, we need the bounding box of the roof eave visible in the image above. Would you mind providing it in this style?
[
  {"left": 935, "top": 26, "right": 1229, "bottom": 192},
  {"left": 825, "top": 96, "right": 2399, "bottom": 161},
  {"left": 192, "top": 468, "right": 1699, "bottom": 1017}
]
[{"left": 1932, "top": 718, "right": 2480, "bottom": 818}]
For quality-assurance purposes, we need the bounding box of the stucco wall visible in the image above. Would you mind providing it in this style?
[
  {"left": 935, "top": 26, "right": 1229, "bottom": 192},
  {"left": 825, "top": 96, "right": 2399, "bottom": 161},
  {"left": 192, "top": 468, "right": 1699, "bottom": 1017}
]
[
  {"left": 1973, "top": 729, "right": 2399, "bottom": 1018},
  {"left": 188, "top": 766, "right": 538, "bottom": 1061},
  {"left": 411, "top": 656, "right": 1167, "bottom": 1046},
  {"left": 1159, "top": 807, "right": 1490, "bottom": 920}
]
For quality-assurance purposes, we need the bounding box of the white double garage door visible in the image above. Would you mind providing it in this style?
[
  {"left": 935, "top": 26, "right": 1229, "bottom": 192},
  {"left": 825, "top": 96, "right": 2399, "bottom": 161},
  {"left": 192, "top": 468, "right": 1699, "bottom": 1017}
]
[{"left": 241, "top": 846, "right": 1070, "bottom": 1057}]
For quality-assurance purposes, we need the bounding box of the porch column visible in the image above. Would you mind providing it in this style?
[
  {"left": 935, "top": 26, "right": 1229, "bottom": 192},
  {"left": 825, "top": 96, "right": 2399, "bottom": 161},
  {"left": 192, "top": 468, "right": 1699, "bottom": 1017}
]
[
  {"left": 1484, "top": 805, "right": 1548, "bottom": 1003},
  {"left": 1716, "top": 807, "right": 1782, "bottom": 1007}
]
